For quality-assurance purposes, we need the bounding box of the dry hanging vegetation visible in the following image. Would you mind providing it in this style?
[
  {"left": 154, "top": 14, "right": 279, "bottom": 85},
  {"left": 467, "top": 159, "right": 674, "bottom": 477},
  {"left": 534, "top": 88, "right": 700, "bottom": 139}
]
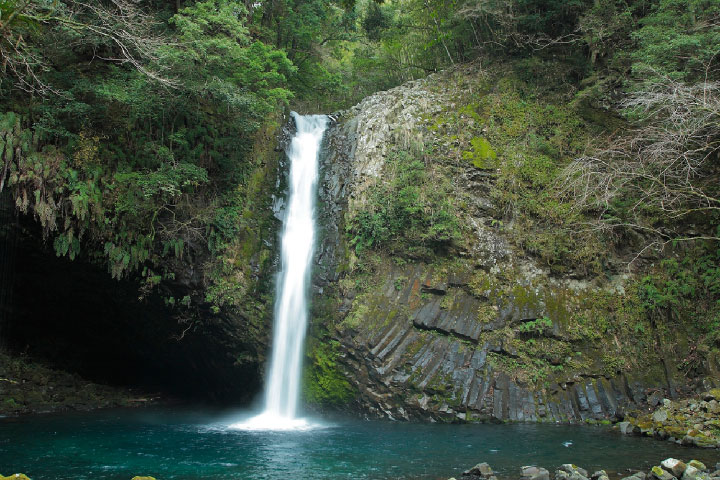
[
  {"left": 559, "top": 76, "right": 720, "bottom": 261},
  {"left": 0, "top": 0, "right": 171, "bottom": 95}
]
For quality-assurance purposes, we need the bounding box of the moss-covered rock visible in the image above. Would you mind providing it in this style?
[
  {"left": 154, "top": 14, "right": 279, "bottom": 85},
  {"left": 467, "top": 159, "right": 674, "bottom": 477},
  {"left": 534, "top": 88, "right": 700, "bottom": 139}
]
[
  {"left": 312, "top": 61, "right": 719, "bottom": 426},
  {"left": 0, "top": 352, "right": 145, "bottom": 416},
  {"left": 622, "top": 393, "right": 720, "bottom": 448}
]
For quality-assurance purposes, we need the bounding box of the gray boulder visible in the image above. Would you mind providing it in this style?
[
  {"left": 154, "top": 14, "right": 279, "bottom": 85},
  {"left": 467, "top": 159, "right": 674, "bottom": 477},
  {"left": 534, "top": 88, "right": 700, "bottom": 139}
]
[
  {"left": 684, "top": 466, "right": 701, "bottom": 480},
  {"left": 662, "top": 459, "right": 687, "bottom": 477},
  {"left": 621, "top": 473, "right": 647, "bottom": 480},
  {"left": 653, "top": 409, "right": 669, "bottom": 422},
  {"left": 617, "top": 422, "right": 639, "bottom": 435},
  {"left": 689, "top": 462, "right": 708, "bottom": 472},
  {"left": 561, "top": 465, "right": 589, "bottom": 478},
  {"left": 592, "top": 470, "right": 610, "bottom": 480},
  {"left": 522, "top": 466, "right": 550, "bottom": 480},
  {"left": 651, "top": 466, "right": 676, "bottom": 480},
  {"left": 648, "top": 391, "right": 664, "bottom": 407},
  {"left": 556, "top": 464, "right": 589, "bottom": 480},
  {"left": 464, "top": 462, "right": 494, "bottom": 478}
]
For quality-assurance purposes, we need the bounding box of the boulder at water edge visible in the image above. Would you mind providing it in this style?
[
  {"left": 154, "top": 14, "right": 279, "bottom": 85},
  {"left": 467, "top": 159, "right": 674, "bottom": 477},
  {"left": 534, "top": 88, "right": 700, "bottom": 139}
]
[
  {"left": 463, "top": 462, "right": 496, "bottom": 479},
  {"left": 522, "top": 466, "right": 551, "bottom": 480},
  {"left": 556, "top": 464, "right": 590, "bottom": 480},
  {"left": 592, "top": 470, "right": 610, "bottom": 480},
  {"left": 620, "top": 472, "right": 647, "bottom": 480},
  {"left": 689, "top": 462, "right": 707, "bottom": 472},
  {"left": 652, "top": 465, "right": 676, "bottom": 480},
  {"left": 662, "top": 459, "right": 687, "bottom": 477}
]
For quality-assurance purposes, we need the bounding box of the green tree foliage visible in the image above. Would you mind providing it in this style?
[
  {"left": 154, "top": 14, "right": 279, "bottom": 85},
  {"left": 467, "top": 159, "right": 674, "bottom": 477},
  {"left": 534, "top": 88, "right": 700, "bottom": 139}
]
[
  {"left": 0, "top": 0, "right": 297, "bottom": 288},
  {"left": 168, "top": 0, "right": 295, "bottom": 117},
  {"left": 631, "top": 0, "right": 720, "bottom": 81}
]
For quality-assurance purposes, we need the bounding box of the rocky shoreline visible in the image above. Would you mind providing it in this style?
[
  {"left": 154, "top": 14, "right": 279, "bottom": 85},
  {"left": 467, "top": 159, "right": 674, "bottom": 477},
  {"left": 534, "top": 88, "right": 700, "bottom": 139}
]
[
  {"left": 616, "top": 390, "right": 720, "bottom": 448},
  {"left": 0, "top": 476, "right": 156, "bottom": 480},
  {"left": 454, "top": 459, "right": 720, "bottom": 480},
  {"left": 0, "top": 351, "right": 159, "bottom": 416}
]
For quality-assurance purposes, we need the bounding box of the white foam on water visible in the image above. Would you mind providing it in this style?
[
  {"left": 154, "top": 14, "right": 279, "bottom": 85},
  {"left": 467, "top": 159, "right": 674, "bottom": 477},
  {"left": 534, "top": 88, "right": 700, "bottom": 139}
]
[{"left": 228, "top": 413, "right": 320, "bottom": 432}]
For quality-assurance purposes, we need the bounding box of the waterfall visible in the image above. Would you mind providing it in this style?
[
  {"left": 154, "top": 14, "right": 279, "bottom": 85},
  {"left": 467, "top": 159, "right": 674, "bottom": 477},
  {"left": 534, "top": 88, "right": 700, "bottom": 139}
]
[{"left": 233, "top": 112, "right": 328, "bottom": 430}]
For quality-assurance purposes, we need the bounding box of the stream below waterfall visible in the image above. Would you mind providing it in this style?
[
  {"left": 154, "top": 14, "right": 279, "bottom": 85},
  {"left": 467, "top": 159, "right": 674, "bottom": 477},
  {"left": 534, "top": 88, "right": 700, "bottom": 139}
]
[{"left": 1, "top": 408, "right": 717, "bottom": 479}]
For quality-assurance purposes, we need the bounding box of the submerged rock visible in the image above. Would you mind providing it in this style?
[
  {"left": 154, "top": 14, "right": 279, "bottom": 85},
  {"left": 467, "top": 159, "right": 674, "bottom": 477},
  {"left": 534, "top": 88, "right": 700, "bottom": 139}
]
[
  {"left": 620, "top": 472, "right": 647, "bottom": 480},
  {"left": 617, "top": 421, "right": 638, "bottom": 435}
]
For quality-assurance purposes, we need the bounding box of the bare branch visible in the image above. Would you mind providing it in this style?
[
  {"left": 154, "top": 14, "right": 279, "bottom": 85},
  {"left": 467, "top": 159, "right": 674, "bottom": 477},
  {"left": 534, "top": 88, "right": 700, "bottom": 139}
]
[
  {"left": 558, "top": 75, "right": 720, "bottom": 255},
  {"left": 0, "top": 0, "right": 176, "bottom": 94}
]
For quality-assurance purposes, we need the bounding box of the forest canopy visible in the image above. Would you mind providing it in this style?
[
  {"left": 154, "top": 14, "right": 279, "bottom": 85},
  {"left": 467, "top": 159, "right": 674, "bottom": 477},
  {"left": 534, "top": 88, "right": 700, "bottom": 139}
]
[{"left": 0, "top": 0, "right": 717, "bottom": 312}]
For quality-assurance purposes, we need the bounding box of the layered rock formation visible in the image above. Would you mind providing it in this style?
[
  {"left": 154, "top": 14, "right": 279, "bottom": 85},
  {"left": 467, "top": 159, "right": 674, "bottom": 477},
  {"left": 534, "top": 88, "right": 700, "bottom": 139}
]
[{"left": 311, "top": 65, "right": 719, "bottom": 423}]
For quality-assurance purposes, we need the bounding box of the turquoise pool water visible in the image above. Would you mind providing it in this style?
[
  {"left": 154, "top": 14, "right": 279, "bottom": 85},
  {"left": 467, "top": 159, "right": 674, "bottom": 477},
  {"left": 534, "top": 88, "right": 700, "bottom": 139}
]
[{"left": 0, "top": 408, "right": 716, "bottom": 479}]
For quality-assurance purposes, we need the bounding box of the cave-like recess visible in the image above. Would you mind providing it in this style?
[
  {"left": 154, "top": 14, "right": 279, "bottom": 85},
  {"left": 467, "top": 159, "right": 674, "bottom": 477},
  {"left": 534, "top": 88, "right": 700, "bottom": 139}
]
[{"left": 1, "top": 210, "right": 263, "bottom": 403}]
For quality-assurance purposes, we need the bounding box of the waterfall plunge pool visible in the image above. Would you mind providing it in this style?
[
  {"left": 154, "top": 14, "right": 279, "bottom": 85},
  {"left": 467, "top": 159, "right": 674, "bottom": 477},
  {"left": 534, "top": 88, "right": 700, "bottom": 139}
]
[{"left": 1, "top": 408, "right": 717, "bottom": 479}]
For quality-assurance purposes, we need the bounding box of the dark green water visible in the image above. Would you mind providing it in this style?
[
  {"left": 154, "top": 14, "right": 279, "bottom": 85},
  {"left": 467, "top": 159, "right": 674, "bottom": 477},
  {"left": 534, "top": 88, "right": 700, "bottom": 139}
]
[{"left": 0, "top": 408, "right": 717, "bottom": 480}]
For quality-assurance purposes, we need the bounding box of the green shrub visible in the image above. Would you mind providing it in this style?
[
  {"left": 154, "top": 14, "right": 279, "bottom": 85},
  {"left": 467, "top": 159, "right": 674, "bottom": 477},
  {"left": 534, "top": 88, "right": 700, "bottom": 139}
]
[
  {"left": 346, "top": 149, "right": 462, "bottom": 258},
  {"left": 518, "top": 316, "right": 553, "bottom": 335}
]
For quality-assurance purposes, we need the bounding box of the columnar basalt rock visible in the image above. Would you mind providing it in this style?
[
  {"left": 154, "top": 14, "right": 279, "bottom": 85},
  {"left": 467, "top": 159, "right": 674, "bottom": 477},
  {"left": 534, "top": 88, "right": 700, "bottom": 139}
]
[{"left": 312, "top": 65, "right": 720, "bottom": 423}]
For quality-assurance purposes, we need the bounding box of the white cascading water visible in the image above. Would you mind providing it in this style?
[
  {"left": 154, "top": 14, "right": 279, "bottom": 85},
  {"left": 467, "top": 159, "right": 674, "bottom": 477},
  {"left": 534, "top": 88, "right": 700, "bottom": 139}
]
[{"left": 232, "top": 112, "right": 328, "bottom": 431}]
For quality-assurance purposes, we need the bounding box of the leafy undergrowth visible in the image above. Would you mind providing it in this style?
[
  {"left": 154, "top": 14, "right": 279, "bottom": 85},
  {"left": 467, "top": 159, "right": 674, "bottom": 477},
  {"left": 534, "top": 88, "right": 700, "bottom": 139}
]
[{"left": 422, "top": 63, "right": 623, "bottom": 276}]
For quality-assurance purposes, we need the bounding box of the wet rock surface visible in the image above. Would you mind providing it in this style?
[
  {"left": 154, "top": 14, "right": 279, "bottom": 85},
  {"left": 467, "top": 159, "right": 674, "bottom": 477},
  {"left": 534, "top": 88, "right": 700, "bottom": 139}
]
[
  {"left": 618, "top": 390, "right": 720, "bottom": 448},
  {"left": 463, "top": 462, "right": 497, "bottom": 479},
  {"left": 323, "top": 260, "right": 678, "bottom": 422}
]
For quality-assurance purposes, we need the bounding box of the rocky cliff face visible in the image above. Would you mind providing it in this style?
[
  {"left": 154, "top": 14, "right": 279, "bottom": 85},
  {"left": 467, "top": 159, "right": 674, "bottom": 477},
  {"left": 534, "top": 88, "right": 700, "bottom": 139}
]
[{"left": 311, "top": 64, "right": 719, "bottom": 423}]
